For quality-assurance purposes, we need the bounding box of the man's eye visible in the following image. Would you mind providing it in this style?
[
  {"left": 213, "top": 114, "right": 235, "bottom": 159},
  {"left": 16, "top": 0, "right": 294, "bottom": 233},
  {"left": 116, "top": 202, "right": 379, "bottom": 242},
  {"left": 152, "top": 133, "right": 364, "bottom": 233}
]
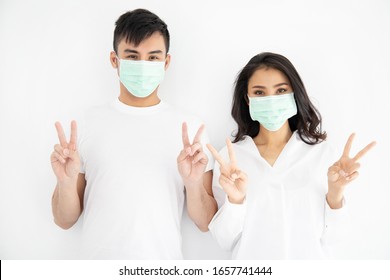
[
  {"left": 149, "top": 56, "right": 159, "bottom": 60},
  {"left": 127, "top": 55, "right": 138, "bottom": 59}
]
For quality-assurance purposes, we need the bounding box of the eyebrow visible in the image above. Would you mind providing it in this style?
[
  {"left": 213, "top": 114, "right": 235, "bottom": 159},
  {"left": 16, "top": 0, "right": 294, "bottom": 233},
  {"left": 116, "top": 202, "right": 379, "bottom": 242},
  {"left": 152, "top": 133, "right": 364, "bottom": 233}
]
[
  {"left": 252, "top": 82, "right": 289, "bottom": 89},
  {"left": 273, "top": 82, "right": 289, "bottom": 87},
  {"left": 123, "top": 49, "right": 163, "bottom": 54}
]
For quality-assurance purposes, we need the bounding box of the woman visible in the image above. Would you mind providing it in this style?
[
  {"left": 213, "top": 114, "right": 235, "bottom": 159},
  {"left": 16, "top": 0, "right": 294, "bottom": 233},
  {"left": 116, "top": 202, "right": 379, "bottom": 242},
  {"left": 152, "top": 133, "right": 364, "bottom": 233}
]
[{"left": 207, "top": 52, "right": 376, "bottom": 259}]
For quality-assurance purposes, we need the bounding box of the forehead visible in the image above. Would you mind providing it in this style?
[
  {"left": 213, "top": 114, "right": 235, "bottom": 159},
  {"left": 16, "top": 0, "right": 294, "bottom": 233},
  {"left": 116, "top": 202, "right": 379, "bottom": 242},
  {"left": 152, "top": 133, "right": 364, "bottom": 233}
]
[
  {"left": 248, "top": 67, "right": 290, "bottom": 86},
  {"left": 117, "top": 32, "right": 166, "bottom": 53}
]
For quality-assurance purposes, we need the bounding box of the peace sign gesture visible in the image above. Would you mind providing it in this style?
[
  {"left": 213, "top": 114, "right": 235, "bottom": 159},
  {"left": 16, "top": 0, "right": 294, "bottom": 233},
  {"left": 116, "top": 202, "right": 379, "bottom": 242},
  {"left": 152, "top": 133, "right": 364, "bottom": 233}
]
[
  {"left": 327, "top": 133, "right": 376, "bottom": 205},
  {"left": 177, "top": 122, "right": 209, "bottom": 185},
  {"left": 50, "top": 121, "right": 80, "bottom": 183},
  {"left": 207, "top": 139, "right": 247, "bottom": 204}
]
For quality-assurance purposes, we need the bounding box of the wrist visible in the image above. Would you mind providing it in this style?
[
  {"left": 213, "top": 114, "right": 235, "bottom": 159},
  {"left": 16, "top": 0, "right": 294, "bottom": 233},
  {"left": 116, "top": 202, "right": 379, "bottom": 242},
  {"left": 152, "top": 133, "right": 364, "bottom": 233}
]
[
  {"left": 184, "top": 179, "right": 203, "bottom": 190},
  {"left": 326, "top": 192, "right": 344, "bottom": 209},
  {"left": 57, "top": 177, "right": 78, "bottom": 188},
  {"left": 228, "top": 195, "right": 246, "bottom": 205}
]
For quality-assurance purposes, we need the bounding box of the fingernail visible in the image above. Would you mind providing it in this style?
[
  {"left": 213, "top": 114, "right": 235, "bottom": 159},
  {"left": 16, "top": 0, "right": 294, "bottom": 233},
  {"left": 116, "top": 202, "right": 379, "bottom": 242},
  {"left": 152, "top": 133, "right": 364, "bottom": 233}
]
[{"left": 64, "top": 149, "right": 69, "bottom": 156}]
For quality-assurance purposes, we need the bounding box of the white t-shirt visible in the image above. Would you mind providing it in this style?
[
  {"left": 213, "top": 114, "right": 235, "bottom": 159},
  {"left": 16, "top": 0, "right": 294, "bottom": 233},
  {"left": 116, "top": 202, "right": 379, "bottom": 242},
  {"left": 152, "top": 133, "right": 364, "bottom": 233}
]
[
  {"left": 208, "top": 132, "right": 348, "bottom": 259},
  {"left": 77, "top": 98, "right": 211, "bottom": 259}
]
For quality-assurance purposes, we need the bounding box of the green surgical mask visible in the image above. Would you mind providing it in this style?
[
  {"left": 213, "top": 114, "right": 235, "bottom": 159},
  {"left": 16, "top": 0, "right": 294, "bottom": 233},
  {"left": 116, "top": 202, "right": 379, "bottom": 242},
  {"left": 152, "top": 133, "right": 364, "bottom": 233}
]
[
  {"left": 117, "top": 58, "right": 165, "bottom": 98},
  {"left": 248, "top": 92, "right": 297, "bottom": 131}
]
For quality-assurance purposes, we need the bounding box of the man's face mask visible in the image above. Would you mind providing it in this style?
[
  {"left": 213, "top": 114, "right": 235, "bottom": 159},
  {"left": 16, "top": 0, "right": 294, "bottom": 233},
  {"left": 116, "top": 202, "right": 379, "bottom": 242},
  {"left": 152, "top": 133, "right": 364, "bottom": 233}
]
[
  {"left": 248, "top": 92, "right": 298, "bottom": 131},
  {"left": 117, "top": 57, "right": 165, "bottom": 98}
]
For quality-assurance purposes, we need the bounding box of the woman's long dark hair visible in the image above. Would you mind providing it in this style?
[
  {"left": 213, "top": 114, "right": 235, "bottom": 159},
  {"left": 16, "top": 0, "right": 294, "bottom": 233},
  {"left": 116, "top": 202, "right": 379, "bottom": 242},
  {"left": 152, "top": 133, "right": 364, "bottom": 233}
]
[{"left": 231, "top": 52, "right": 326, "bottom": 145}]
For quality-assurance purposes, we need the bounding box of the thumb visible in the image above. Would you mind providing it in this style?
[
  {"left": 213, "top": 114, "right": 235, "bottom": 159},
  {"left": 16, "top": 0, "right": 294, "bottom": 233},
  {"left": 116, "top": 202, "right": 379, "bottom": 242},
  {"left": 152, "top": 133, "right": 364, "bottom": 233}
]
[
  {"left": 327, "top": 165, "right": 341, "bottom": 182},
  {"left": 66, "top": 148, "right": 79, "bottom": 162},
  {"left": 236, "top": 170, "right": 247, "bottom": 181}
]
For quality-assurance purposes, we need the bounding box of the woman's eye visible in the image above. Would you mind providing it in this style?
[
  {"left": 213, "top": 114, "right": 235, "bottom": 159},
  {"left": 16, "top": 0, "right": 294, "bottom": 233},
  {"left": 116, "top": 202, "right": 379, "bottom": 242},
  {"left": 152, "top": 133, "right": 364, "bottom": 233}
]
[
  {"left": 277, "top": 88, "right": 287, "bottom": 93},
  {"left": 254, "top": 91, "right": 264, "bottom": 95}
]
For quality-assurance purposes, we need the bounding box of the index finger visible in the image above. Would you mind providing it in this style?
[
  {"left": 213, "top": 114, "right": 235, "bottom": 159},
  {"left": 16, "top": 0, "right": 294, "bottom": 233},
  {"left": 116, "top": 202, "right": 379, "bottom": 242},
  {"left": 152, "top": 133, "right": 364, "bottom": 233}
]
[
  {"left": 226, "top": 138, "right": 237, "bottom": 166},
  {"left": 181, "top": 122, "right": 191, "bottom": 147},
  {"left": 342, "top": 133, "right": 356, "bottom": 157},
  {"left": 353, "top": 141, "right": 376, "bottom": 161},
  {"left": 69, "top": 120, "right": 78, "bottom": 151},
  {"left": 206, "top": 143, "right": 227, "bottom": 167},
  {"left": 55, "top": 121, "right": 68, "bottom": 147},
  {"left": 192, "top": 124, "right": 205, "bottom": 144}
]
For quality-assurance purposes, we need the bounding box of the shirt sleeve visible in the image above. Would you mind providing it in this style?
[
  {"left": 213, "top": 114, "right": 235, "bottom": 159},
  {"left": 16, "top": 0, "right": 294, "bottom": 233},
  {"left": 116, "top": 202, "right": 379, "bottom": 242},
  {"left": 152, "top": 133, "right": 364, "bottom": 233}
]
[
  {"left": 208, "top": 150, "right": 246, "bottom": 251},
  {"left": 318, "top": 139, "right": 349, "bottom": 248},
  {"left": 209, "top": 198, "right": 247, "bottom": 251},
  {"left": 321, "top": 197, "right": 349, "bottom": 247}
]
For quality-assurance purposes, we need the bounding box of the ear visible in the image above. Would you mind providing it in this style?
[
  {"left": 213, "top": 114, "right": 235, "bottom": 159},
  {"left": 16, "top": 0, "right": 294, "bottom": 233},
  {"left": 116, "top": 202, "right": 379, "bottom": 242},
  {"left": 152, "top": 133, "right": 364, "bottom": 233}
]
[
  {"left": 244, "top": 94, "right": 250, "bottom": 106},
  {"left": 110, "top": 51, "right": 118, "bottom": 69},
  {"left": 164, "top": 54, "right": 171, "bottom": 70}
]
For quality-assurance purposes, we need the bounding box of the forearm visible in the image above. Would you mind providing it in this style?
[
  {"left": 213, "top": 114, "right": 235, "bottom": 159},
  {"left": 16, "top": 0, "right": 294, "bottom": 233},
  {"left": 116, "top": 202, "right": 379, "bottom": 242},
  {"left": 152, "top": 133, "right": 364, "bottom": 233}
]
[
  {"left": 185, "top": 181, "right": 217, "bottom": 232},
  {"left": 326, "top": 183, "right": 346, "bottom": 209},
  {"left": 52, "top": 179, "right": 81, "bottom": 229}
]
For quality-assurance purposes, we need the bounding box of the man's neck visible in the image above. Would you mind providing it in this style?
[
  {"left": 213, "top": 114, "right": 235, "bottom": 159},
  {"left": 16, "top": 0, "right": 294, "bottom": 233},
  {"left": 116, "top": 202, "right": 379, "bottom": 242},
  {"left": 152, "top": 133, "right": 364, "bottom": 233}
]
[{"left": 118, "top": 86, "right": 161, "bottom": 107}]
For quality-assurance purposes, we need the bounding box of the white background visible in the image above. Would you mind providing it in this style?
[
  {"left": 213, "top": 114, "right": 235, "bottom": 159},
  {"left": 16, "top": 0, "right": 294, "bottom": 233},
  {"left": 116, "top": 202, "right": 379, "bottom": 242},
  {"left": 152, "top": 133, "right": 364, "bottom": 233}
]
[{"left": 0, "top": 0, "right": 389, "bottom": 260}]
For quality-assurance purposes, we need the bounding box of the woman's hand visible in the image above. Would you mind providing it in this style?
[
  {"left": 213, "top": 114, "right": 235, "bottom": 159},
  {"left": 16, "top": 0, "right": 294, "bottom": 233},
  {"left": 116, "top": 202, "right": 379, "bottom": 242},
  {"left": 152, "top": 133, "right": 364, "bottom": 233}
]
[
  {"left": 327, "top": 133, "right": 376, "bottom": 208},
  {"left": 207, "top": 139, "right": 247, "bottom": 204}
]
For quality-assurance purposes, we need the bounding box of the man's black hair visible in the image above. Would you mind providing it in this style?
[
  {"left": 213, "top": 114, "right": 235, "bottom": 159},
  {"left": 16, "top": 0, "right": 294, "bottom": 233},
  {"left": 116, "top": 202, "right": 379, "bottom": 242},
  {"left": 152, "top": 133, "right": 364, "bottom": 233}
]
[{"left": 113, "top": 9, "right": 170, "bottom": 54}]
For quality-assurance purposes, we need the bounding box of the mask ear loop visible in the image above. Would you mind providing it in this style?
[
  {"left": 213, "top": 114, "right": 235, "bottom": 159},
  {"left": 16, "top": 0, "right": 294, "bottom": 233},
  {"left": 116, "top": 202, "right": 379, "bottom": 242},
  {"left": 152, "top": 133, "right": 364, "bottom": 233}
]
[{"left": 115, "top": 54, "right": 122, "bottom": 81}]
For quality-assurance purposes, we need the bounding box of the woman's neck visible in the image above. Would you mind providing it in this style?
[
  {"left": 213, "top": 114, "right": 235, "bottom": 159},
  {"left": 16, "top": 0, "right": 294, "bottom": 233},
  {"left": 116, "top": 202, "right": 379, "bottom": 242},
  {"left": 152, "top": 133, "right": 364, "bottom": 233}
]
[{"left": 253, "top": 123, "right": 293, "bottom": 147}]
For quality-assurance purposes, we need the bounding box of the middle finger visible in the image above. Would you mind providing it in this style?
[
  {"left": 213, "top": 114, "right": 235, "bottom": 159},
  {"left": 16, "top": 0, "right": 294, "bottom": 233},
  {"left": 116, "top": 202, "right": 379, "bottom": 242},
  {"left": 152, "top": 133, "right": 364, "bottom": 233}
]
[{"left": 353, "top": 141, "right": 377, "bottom": 161}]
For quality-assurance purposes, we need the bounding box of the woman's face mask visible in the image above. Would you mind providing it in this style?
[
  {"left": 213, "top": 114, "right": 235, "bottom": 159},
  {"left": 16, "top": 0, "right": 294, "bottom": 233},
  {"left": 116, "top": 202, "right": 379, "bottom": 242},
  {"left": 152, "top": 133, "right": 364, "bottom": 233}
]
[{"left": 248, "top": 92, "right": 297, "bottom": 131}]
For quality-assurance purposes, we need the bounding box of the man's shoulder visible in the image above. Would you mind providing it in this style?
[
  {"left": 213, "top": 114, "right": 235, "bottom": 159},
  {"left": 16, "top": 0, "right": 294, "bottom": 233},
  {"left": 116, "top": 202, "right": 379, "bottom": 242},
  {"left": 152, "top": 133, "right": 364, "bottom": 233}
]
[
  {"left": 163, "top": 103, "right": 204, "bottom": 124},
  {"left": 87, "top": 99, "right": 113, "bottom": 112},
  {"left": 83, "top": 100, "right": 114, "bottom": 118}
]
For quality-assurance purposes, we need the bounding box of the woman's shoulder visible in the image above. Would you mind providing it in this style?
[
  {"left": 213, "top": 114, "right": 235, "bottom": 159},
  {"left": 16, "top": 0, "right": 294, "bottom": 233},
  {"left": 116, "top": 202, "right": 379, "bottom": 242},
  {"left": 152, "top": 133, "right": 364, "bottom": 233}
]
[
  {"left": 216, "top": 136, "right": 253, "bottom": 154},
  {"left": 230, "top": 135, "right": 259, "bottom": 158},
  {"left": 296, "top": 132, "right": 339, "bottom": 163}
]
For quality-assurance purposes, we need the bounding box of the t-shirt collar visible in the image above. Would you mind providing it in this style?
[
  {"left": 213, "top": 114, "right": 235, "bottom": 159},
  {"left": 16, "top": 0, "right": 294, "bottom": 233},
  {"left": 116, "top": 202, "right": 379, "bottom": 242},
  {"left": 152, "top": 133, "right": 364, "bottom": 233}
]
[{"left": 111, "top": 97, "right": 166, "bottom": 115}]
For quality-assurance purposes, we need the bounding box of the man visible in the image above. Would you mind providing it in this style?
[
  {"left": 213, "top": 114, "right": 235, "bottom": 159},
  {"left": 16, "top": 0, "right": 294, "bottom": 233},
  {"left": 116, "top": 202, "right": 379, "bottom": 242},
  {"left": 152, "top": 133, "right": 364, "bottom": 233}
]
[{"left": 50, "top": 9, "right": 217, "bottom": 259}]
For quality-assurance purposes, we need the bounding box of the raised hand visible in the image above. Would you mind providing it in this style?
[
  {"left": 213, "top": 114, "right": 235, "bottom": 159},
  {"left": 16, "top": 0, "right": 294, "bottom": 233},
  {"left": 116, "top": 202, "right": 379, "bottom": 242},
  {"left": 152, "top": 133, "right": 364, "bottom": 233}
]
[
  {"left": 207, "top": 139, "right": 247, "bottom": 204},
  {"left": 177, "top": 122, "right": 208, "bottom": 186},
  {"left": 327, "top": 133, "right": 376, "bottom": 205},
  {"left": 50, "top": 121, "right": 81, "bottom": 183}
]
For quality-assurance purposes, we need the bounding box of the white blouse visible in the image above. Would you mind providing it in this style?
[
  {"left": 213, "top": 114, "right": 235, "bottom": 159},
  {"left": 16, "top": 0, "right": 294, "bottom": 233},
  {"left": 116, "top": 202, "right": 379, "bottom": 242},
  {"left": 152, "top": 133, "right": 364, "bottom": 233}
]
[{"left": 208, "top": 132, "right": 348, "bottom": 259}]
